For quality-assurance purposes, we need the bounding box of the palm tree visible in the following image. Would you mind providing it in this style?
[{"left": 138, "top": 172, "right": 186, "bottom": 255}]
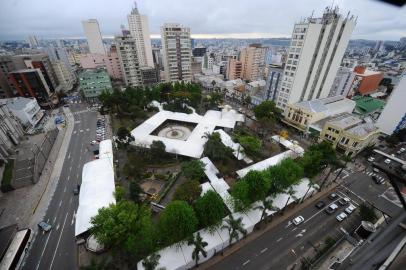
[
  {"left": 222, "top": 215, "right": 247, "bottom": 246},
  {"left": 282, "top": 187, "right": 296, "bottom": 214},
  {"left": 187, "top": 232, "right": 208, "bottom": 266},
  {"left": 254, "top": 198, "right": 280, "bottom": 227},
  {"left": 142, "top": 252, "right": 164, "bottom": 270},
  {"left": 333, "top": 155, "right": 352, "bottom": 182},
  {"left": 301, "top": 180, "right": 318, "bottom": 203},
  {"left": 319, "top": 160, "right": 340, "bottom": 189}
]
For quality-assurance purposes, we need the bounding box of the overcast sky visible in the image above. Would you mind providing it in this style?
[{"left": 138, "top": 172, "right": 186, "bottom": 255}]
[{"left": 0, "top": 0, "right": 405, "bottom": 41}]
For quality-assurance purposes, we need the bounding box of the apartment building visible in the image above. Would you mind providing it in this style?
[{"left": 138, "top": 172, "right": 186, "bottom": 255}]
[
  {"left": 82, "top": 19, "right": 105, "bottom": 55},
  {"left": 115, "top": 34, "right": 142, "bottom": 86},
  {"left": 226, "top": 58, "right": 242, "bottom": 80},
  {"left": 240, "top": 44, "right": 267, "bottom": 81}
]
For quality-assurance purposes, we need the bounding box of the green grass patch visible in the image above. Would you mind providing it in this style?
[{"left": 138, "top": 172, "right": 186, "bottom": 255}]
[{"left": 1, "top": 159, "right": 15, "bottom": 192}]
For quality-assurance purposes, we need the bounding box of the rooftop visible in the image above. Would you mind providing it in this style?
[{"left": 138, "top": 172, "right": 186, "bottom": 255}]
[
  {"left": 328, "top": 113, "right": 362, "bottom": 129},
  {"left": 293, "top": 95, "right": 356, "bottom": 115},
  {"left": 346, "top": 122, "right": 379, "bottom": 137},
  {"left": 0, "top": 97, "right": 35, "bottom": 110},
  {"left": 352, "top": 96, "right": 385, "bottom": 115}
]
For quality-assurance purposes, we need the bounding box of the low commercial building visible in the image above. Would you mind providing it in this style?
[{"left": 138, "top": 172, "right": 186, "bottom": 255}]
[
  {"left": 352, "top": 95, "right": 385, "bottom": 116},
  {"left": 79, "top": 69, "right": 112, "bottom": 101},
  {"left": 317, "top": 113, "right": 379, "bottom": 157},
  {"left": 0, "top": 97, "right": 44, "bottom": 128},
  {"left": 350, "top": 66, "right": 384, "bottom": 96},
  {"left": 283, "top": 96, "right": 356, "bottom": 132}
]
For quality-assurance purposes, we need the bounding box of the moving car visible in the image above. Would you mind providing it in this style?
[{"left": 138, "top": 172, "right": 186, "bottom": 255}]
[
  {"left": 336, "top": 212, "right": 348, "bottom": 222},
  {"left": 338, "top": 197, "right": 350, "bottom": 206},
  {"left": 367, "top": 156, "right": 375, "bottom": 162},
  {"left": 292, "top": 216, "right": 305, "bottom": 226},
  {"left": 328, "top": 193, "right": 338, "bottom": 200},
  {"left": 38, "top": 221, "right": 52, "bottom": 232},
  {"left": 345, "top": 204, "right": 356, "bottom": 215},
  {"left": 325, "top": 203, "right": 338, "bottom": 214},
  {"left": 315, "top": 201, "right": 326, "bottom": 209}
]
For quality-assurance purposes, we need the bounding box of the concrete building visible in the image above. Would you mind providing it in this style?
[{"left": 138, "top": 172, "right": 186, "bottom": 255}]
[
  {"left": 0, "top": 56, "right": 15, "bottom": 98},
  {"left": 52, "top": 61, "right": 75, "bottom": 92},
  {"left": 192, "top": 47, "right": 206, "bottom": 57},
  {"left": 265, "top": 65, "right": 284, "bottom": 101},
  {"left": 79, "top": 69, "right": 112, "bottom": 100},
  {"left": 140, "top": 67, "right": 159, "bottom": 86},
  {"left": 115, "top": 34, "right": 142, "bottom": 86},
  {"left": 152, "top": 47, "right": 163, "bottom": 69},
  {"left": 27, "top": 36, "right": 39, "bottom": 48},
  {"left": 276, "top": 7, "right": 356, "bottom": 110},
  {"left": 283, "top": 95, "right": 356, "bottom": 132},
  {"left": 316, "top": 113, "right": 379, "bottom": 157},
  {"left": 350, "top": 66, "right": 383, "bottom": 96},
  {"left": 352, "top": 95, "right": 385, "bottom": 116},
  {"left": 226, "top": 58, "right": 242, "bottom": 80},
  {"left": 79, "top": 46, "right": 124, "bottom": 81},
  {"left": 161, "top": 23, "right": 192, "bottom": 82},
  {"left": 328, "top": 66, "right": 355, "bottom": 97},
  {"left": 202, "top": 53, "right": 214, "bottom": 71},
  {"left": 240, "top": 44, "right": 267, "bottom": 81},
  {"left": 82, "top": 19, "right": 105, "bottom": 55},
  {"left": 0, "top": 103, "right": 24, "bottom": 160},
  {"left": 0, "top": 97, "right": 44, "bottom": 127},
  {"left": 127, "top": 2, "right": 154, "bottom": 68},
  {"left": 7, "top": 69, "right": 54, "bottom": 107},
  {"left": 376, "top": 73, "right": 406, "bottom": 135}
]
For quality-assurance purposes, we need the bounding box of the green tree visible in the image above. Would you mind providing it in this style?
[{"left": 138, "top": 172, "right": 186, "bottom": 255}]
[
  {"left": 253, "top": 100, "right": 281, "bottom": 122},
  {"left": 203, "top": 132, "right": 233, "bottom": 162},
  {"left": 150, "top": 140, "right": 166, "bottom": 160},
  {"left": 254, "top": 198, "right": 279, "bottom": 225},
  {"left": 359, "top": 203, "right": 378, "bottom": 222},
  {"left": 243, "top": 170, "right": 270, "bottom": 202},
  {"left": 181, "top": 160, "right": 205, "bottom": 180},
  {"left": 90, "top": 201, "right": 155, "bottom": 260},
  {"left": 231, "top": 180, "right": 251, "bottom": 212},
  {"left": 187, "top": 232, "right": 208, "bottom": 266},
  {"left": 158, "top": 201, "right": 198, "bottom": 245},
  {"left": 265, "top": 158, "right": 304, "bottom": 194},
  {"left": 173, "top": 180, "right": 202, "bottom": 205},
  {"left": 222, "top": 215, "right": 247, "bottom": 246},
  {"left": 282, "top": 187, "right": 297, "bottom": 214},
  {"left": 129, "top": 181, "right": 143, "bottom": 203},
  {"left": 194, "top": 190, "right": 226, "bottom": 231},
  {"left": 114, "top": 185, "right": 126, "bottom": 202},
  {"left": 236, "top": 135, "right": 261, "bottom": 156},
  {"left": 142, "top": 252, "right": 165, "bottom": 270}
]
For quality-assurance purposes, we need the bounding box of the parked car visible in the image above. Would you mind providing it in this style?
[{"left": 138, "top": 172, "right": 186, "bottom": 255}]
[
  {"left": 328, "top": 193, "right": 338, "bottom": 200},
  {"left": 73, "top": 184, "right": 80, "bottom": 195},
  {"left": 38, "top": 221, "right": 52, "bottom": 232},
  {"left": 315, "top": 201, "right": 326, "bottom": 209},
  {"left": 373, "top": 168, "right": 380, "bottom": 173},
  {"left": 336, "top": 212, "right": 348, "bottom": 222},
  {"left": 384, "top": 159, "right": 391, "bottom": 164},
  {"left": 345, "top": 204, "right": 356, "bottom": 215},
  {"left": 292, "top": 216, "right": 305, "bottom": 226},
  {"left": 325, "top": 203, "right": 339, "bottom": 214},
  {"left": 338, "top": 197, "right": 350, "bottom": 206},
  {"left": 367, "top": 156, "right": 375, "bottom": 162},
  {"left": 400, "top": 148, "right": 406, "bottom": 153}
]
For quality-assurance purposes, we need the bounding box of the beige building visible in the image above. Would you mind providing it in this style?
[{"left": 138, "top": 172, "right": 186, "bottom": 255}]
[
  {"left": 240, "top": 44, "right": 267, "bottom": 81},
  {"left": 226, "top": 58, "right": 242, "bottom": 80},
  {"left": 283, "top": 95, "right": 355, "bottom": 132},
  {"left": 318, "top": 113, "right": 379, "bottom": 157}
]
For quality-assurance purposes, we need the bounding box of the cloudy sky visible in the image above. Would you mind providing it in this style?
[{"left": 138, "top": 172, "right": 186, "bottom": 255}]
[{"left": 0, "top": 0, "right": 405, "bottom": 41}]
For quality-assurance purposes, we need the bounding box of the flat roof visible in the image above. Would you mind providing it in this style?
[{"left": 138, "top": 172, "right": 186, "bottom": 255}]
[
  {"left": 294, "top": 96, "right": 355, "bottom": 115},
  {"left": 353, "top": 96, "right": 385, "bottom": 115}
]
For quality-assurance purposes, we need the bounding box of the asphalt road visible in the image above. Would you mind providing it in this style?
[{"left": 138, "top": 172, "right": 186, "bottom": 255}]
[
  {"left": 21, "top": 103, "right": 97, "bottom": 270},
  {"left": 209, "top": 191, "right": 361, "bottom": 270}
]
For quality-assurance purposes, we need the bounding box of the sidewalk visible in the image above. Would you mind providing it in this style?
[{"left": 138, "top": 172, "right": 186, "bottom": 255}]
[{"left": 200, "top": 182, "right": 340, "bottom": 269}]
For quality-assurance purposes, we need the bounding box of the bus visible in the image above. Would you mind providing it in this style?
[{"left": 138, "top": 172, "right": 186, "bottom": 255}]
[{"left": 0, "top": 228, "right": 31, "bottom": 270}]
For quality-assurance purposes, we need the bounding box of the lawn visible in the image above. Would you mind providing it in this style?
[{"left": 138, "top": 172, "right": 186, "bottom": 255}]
[{"left": 1, "top": 159, "right": 14, "bottom": 192}]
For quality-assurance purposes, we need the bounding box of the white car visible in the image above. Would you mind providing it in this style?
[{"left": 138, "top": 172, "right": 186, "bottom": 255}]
[
  {"left": 336, "top": 212, "right": 348, "bottom": 222},
  {"left": 400, "top": 148, "right": 406, "bottom": 153},
  {"left": 384, "top": 159, "right": 391, "bottom": 164},
  {"left": 292, "top": 216, "right": 305, "bottom": 226},
  {"left": 367, "top": 156, "right": 375, "bottom": 162},
  {"left": 345, "top": 204, "right": 356, "bottom": 215}
]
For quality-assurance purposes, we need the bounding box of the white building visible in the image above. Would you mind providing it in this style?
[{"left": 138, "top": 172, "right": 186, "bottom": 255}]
[
  {"left": 127, "top": 2, "right": 154, "bottom": 68},
  {"left": 276, "top": 7, "right": 356, "bottom": 110},
  {"left": 328, "top": 66, "right": 355, "bottom": 97},
  {"left": 161, "top": 23, "right": 192, "bottom": 82},
  {"left": 0, "top": 104, "right": 24, "bottom": 160},
  {"left": 27, "top": 35, "right": 39, "bottom": 48},
  {"left": 0, "top": 97, "right": 44, "bottom": 128},
  {"left": 81, "top": 19, "right": 106, "bottom": 55},
  {"left": 376, "top": 73, "right": 406, "bottom": 135},
  {"left": 115, "top": 35, "right": 142, "bottom": 86}
]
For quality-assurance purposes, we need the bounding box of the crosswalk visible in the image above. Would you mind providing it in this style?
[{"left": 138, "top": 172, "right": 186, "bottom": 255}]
[{"left": 364, "top": 170, "right": 386, "bottom": 182}]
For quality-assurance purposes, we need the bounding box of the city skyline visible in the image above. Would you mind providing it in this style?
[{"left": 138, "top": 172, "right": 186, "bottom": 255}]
[{"left": 0, "top": 0, "right": 405, "bottom": 41}]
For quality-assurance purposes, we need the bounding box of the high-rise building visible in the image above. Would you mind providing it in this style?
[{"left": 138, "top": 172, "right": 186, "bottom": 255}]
[
  {"left": 52, "top": 61, "right": 75, "bottom": 91},
  {"left": 276, "top": 7, "right": 356, "bottom": 110},
  {"left": 79, "top": 69, "right": 112, "bottom": 100},
  {"left": 115, "top": 34, "right": 142, "bottom": 86},
  {"left": 0, "top": 56, "right": 15, "bottom": 98},
  {"left": 265, "top": 65, "right": 284, "bottom": 101},
  {"left": 161, "top": 23, "right": 192, "bottom": 82},
  {"left": 240, "top": 44, "right": 267, "bottom": 81},
  {"left": 0, "top": 103, "right": 24, "bottom": 160},
  {"left": 226, "top": 58, "right": 242, "bottom": 80},
  {"left": 7, "top": 69, "right": 53, "bottom": 106},
  {"left": 192, "top": 47, "right": 206, "bottom": 57},
  {"left": 376, "top": 73, "right": 406, "bottom": 135},
  {"left": 27, "top": 36, "right": 39, "bottom": 48},
  {"left": 328, "top": 66, "right": 355, "bottom": 97},
  {"left": 127, "top": 2, "right": 154, "bottom": 68},
  {"left": 82, "top": 19, "right": 106, "bottom": 54}
]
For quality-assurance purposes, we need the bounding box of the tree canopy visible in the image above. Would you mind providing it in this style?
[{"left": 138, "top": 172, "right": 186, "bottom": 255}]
[
  {"left": 194, "top": 190, "right": 227, "bottom": 230},
  {"left": 264, "top": 158, "right": 304, "bottom": 194},
  {"left": 158, "top": 200, "right": 198, "bottom": 245},
  {"left": 253, "top": 100, "right": 281, "bottom": 122},
  {"left": 300, "top": 142, "right": 337, "bottom": 178},
  {"left": 150, "top": 140, "right": 166, "bottom": 160},
  {"left": 181, "top": 160, "right": 206, "bottom": 180},
  {"left": 90, "top": 201, "right": 154, "bottom": 260},
  {"left": 173, "top": 180, "right": 202, "bottom": 205},
  {"left": 203, "top": 132, "right": 233, "bottom": 162},
  {"left": 236, "top": 134, "right": 261, "bottom": 157}
]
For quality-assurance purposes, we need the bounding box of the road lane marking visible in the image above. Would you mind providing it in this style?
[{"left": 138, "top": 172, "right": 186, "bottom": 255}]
[
  {"left": 63, "top": 186, "right": 66, "bottom": 193},
  {"left": 71, "top": 211, "right": 76, "bottom": 225},
  {"left": 67, "top": 175, "right": 70, "bottom": 181},
  {"left": 69, "top": 166, "right": 72, "bottom": 171},
  {"left": 49, "top": 212, "right": 69, "bottom": 269},
  {"left": 80, "top": 130, "right": 84, "bottom": 132},
  {"left": 52, "top": 216, "right": 57, "bottom": 224},
  {"left": 56, "top": 223, "right": 60, "bottom": 230},
  {"left": 303, "top": 197, "right": 342, "bottom": 225},
  {"left": 35, "top": 230, "right": 52, "bottom": 270},
  {"left": 242, "top": 260, "right": 250, "bottom": 266},
  {"left": 260, "top": 248, "right": 268, "bottom": 253},
  {"left": 59, "top": 201, "right": 62, "bottom": 207},
  {"left": 276, "top": 237, "right": 283, "bottom": 242},
  {"left": 68, "top": 153, "right": 71, "bottom": 159},
  {"left": 336, "top": 190, "right": 360, "bottom": 206},
  {"left": 69, "top": 197, "right": 73, "bottom": 205}
]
